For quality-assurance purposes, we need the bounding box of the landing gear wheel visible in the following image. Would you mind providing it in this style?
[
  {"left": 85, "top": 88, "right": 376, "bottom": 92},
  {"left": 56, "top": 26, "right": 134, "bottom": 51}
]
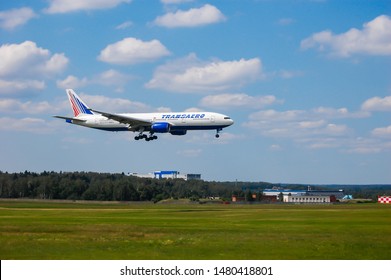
[
  {"left": 215, "top": 128, "right": 222, "bottom": 138},
  {"left": 135, "top": 132, "right": 158, "bottom": 141},
  {"left": 135, "top": 134, "right": 147, "bottom": 140}
]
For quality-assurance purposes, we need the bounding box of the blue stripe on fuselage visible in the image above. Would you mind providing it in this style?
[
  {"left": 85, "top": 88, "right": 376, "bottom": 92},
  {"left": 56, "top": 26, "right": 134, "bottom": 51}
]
[
  {"left": 170, "top": 125, "right": 230, "bottom": 131},
  {"left": 89, "top": 124, "right": 228, "bottom": 132}
]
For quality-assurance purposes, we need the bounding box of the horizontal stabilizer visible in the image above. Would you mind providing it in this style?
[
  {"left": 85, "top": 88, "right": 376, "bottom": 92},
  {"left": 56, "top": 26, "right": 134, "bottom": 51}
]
[{"left": 53, "top": 116, "right": 87, "bottom": 123}]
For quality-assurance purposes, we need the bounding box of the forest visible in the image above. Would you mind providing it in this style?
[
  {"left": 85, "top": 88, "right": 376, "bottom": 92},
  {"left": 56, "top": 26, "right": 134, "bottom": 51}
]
[
  {"left": 0, "top": 171, "right": 389, "bottom": 202},
  {"left": 0, "top": 171, "right": 245, "bottom": 202}
]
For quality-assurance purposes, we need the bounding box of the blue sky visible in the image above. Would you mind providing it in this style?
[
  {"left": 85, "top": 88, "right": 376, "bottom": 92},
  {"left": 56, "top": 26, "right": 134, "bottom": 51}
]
[{"left": 1, "top": 0, "right": 390, "bottom": 184}]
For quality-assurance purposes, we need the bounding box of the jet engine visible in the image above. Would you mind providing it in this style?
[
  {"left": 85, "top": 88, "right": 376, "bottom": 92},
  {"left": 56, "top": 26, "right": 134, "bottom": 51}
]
[{"left": 151, "top": 122, "right": 170, "bottom": 133}]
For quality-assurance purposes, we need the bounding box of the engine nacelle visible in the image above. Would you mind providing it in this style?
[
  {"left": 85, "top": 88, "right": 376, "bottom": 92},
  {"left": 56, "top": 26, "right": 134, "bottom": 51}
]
[
  {"left": 170, "top": 130, "right": 187, "bottom": 136},
  {"left": 151, "top": 122, "right": 170, "bottom": 133}
]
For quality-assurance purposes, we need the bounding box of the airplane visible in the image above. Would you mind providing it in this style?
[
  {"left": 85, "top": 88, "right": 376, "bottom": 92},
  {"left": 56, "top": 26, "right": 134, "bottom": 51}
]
[{"left": 54, "top": 89, "right": 234, "bottom": 141}]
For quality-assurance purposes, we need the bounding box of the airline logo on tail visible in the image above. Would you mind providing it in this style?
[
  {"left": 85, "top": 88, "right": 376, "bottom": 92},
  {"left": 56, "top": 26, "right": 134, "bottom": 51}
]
[{"left": 67, "top": 89, "right": 93, "bottom": 116}]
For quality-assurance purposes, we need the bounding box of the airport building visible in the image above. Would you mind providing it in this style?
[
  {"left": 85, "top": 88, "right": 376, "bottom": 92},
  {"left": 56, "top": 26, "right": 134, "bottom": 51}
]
[
  {"left": 283, "top": 195, "right": 332, "bottom": 204},
  {"left": 262, "top": 189, "right": 307, "bottom": 197},
  {"left": 233, "top": 186, "right": 344, "bottom": 204},
  {"left": 130, "top": 171, "right": 201, "bottom": 181}
]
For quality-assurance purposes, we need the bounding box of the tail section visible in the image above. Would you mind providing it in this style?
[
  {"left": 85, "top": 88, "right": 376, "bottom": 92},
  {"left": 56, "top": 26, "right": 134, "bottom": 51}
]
[{"left": 66, "top": 89, "right": 94, "bottom": 117}]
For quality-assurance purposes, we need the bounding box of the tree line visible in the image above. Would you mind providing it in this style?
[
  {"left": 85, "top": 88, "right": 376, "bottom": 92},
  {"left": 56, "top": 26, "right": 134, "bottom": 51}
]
[
  {"left": 0, "top": 171, "right": 246, "bottom": 202},
  {"left": 0, "top": 171, "right": 389, "bottom": 202}
]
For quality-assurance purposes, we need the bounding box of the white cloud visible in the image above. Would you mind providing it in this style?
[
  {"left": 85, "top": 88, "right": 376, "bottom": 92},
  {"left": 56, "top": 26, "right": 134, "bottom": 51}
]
[
  {"left": 361, "top": 96, "right": 391, "bottom": 111},
  {"left": 115, "top": 21, "right": 133, "bottom": 30},
  {"left": 0, "top": 41, "right": 68, "bottom": 79},
  {"left": 243, "top": 108, "right": 351, "bottom": 151},
  {"left": 278, "top": 70, "right": 304, "bottom": 79},
  {"left": 324, "top": 123, "right": 348, "bottom": 135},
  {"left": 161, "top": 0, "right": 194, "bottom": 4},
  {"left": 345, "top": 137, "right": 390, "bottom": 154},
  {"left": 372, "top": 125, "right": 391, "bottom": 138},
  {"left": 243, "top": 105, "right": 391, "bottom": 154},
  {"left": 79, "top": 94, "right": 151, "bottom": 113},
  {"left": 299, "top": 120, "right": 326, "bottom": 129},
  {"left": 312, "top": 106, "right": 370, "bottom": 119},
  {"left": 0, "top": 99, "right": 54, "bottom": 114},
  {"left": 301, "top": 15, "right": 391, "bottom": 57},
  {"left": 94, "top": 69, "right": 133, "bottom": 92},
  {"left": 305, "top": 138, "right": 341, "bottom": 150},
  {"left": 277, "top": 18, "right": 295, "bottom": 26},
  {"left": 270, "top": 144, "right": 282, "bottom": 151},
  {"left": 44, "top": 0, "right": 131, "bottom": 14},
  {"left": 146, "top": 54, "right": 262, "bottom": 93},
  {"left": 0, "top": 91, "right": 152, "bottom": 117},
  {"left": 243, "top": 99, "right": 391, "bottom": 154},
  {"left": 200, "top": 93, "right": 279, "bottom": 109},
  {"left": 57, "top": 75, "right": 89, "bottom": 89},
  {"left": 0, "top": 79, "right": 45, "bottom": 94},
  {"left": 184, "top": 107, "right": 202, "bottom": 112},
  {"left": 346, "top": 146, "right": 382, "bottom": 154},
  {"left": 0, "top": 117, "right": 56, "bottom": 133},
  {"left": 0, "top": 7, "right": 37, "bottom": 30},
  {"left": 98, "top": 37, "right": 170, "bottom": 65},
  {"left": 57, "top": 70, "right": 133, "bottom": 92},
  {"left": 0, "top": 41, "right": 68, "bottom": 95},
  {"left": 183, "top": 131, "right": 242, "bottom": 144},
  {"left": 154, "top": 4, "right": 225, "bottom": 28},
  {"left": 247, "top": 109, "right": 305, "bottom": 123},
  {"left": 177, "top": 149, "right": 202, "bottom": 157}
]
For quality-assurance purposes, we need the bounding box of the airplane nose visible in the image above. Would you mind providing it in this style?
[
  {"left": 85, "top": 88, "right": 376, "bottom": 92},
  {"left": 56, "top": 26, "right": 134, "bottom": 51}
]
[{"left": 223, "top": 115, "right": 234, "bottom": 126}]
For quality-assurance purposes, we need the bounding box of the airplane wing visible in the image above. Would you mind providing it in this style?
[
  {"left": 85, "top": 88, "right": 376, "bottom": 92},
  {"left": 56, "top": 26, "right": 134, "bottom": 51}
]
[
  {"left": 53, "top": 116, "right": 87, "bottom": 122},
  {"left": 90, "top": 109, "right": 152, "bottom": 130}
]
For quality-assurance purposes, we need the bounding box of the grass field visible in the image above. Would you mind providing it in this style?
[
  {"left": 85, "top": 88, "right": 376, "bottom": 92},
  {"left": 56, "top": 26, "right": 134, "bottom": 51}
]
[{"left": 0, "top": 200, "right": 390, "bottom": 260}]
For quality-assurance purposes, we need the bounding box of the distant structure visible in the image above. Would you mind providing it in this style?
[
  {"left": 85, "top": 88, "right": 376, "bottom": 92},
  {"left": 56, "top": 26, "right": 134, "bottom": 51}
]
[
  {"left": 262, "top": 188, "right": 306, "bottom": 197},
  {"left": 283, "top": 195, "right": 333, "bottom": 203},
  {"left": 130, "top": 171, "right": 201, "bottom": 181},
  {"left": 378, "top": 196, "right": 391, "bottom": 204},
  {"left": 233, "top": 186, "right": 344, "bottom": 204}
]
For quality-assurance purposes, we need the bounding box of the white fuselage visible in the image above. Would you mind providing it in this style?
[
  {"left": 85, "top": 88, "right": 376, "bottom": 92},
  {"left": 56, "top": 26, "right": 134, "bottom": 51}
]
[
  {"left": 71, "top": 112, "right": 233, "bottom": 132},
  {"left": 55, "top": 89, "right": 234, "bottom": 141}
]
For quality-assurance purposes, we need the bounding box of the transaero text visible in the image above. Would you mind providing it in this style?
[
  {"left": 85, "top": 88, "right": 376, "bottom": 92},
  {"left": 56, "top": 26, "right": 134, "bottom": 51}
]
[{"left": 161, "top": 113, "right": 206, "bottom": 119}]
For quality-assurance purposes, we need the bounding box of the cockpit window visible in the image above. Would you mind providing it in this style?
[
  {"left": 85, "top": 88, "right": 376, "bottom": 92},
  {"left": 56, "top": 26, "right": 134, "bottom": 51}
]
[{"left": 224, "top": 117, "right": 231, "bottom": 119}]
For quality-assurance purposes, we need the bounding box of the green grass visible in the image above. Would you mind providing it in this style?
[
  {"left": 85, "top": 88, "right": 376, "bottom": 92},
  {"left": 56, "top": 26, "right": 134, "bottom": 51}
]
[{"left": 0, "top": 200, "right": 390, "bottom": 260}]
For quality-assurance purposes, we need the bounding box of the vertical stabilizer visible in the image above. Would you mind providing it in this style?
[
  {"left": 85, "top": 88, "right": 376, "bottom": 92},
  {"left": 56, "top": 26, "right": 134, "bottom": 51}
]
[{"left": 66, "top": 89, "right": 94, "bottom": 117}]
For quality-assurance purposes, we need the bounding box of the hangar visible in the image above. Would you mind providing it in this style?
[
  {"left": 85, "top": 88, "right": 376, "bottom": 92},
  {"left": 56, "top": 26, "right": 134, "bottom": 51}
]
[
  {"left": 283, "top": 195, "right": 332, "bottom": 204},
  {"left": 233, "top": 186, "right": 344, "bottom": 204}
]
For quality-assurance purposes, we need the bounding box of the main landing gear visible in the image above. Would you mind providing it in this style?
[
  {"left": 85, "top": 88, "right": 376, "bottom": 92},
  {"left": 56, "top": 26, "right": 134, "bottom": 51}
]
[{"left": 134, "top": 133, "right": 158, "bottom": 141}]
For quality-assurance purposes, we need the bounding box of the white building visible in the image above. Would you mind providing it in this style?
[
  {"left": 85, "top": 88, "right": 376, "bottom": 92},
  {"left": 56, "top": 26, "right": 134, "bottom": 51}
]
[
  {"left": 263, "top": 189, "right": 306, "bottom": 197},
  {"left": 130, "top": 171, "right": 201, "bottom": 181},
  {"left": 283, "top": 195, "right": 331, "bottom": 204}
]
